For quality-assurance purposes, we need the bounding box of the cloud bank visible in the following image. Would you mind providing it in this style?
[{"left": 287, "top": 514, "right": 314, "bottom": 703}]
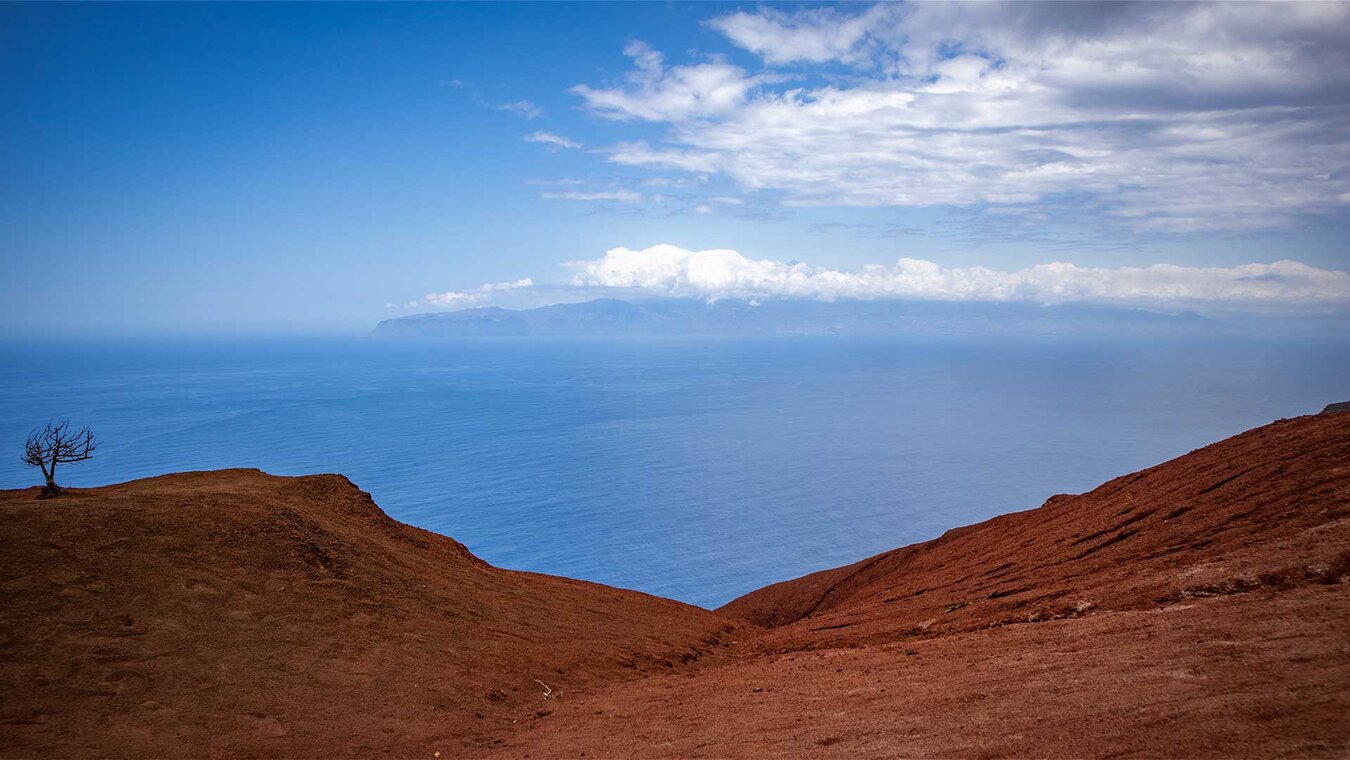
[
  {"left": 572, "top": 3, "right": 1350, "bottom": 231},
  {"left": 568, "top": 245, "right": 1350, "bottom": 309},
  {"left": 413, "top": 278, "right": 534, "bottom": 308}
]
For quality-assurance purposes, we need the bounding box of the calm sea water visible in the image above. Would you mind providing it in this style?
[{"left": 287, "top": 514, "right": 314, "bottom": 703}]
[{"left": 1, "top": 336, "right": 1345, "bottom": 608}]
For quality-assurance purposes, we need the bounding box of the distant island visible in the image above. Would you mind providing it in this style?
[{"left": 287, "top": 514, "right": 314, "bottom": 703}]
[{"left": 374, "top": 297, "right": 1220, "bottom": 338}]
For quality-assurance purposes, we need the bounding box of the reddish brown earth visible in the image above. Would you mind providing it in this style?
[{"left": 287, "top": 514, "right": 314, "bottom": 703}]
[
  {"left": 493, "top": 411, "right": 1350, "bottom": 759},
  {"left": 489, "top": 587, "right": 1348, "bottom": 759},
  {"left": 2, "top": 411, "right": 1348, "bottom": 758},
  {"left": 0, "top": 471, "right": 741, "bottom": 758},
  {"left": 721, "top": 411, "right": 1350, "bottom": 653}
]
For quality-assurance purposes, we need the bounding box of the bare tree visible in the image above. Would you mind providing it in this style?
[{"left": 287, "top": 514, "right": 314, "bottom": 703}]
[{"left": 23, "top": 421, "right": 98, "bottom": 496}]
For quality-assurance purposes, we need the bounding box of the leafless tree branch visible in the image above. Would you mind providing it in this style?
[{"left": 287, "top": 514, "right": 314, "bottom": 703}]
[{"left": 22, "top": 420, "right": 99, "bottom": 496}]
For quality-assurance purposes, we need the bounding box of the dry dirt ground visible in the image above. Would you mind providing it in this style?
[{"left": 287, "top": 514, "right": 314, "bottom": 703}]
[
  {"left": 486, "top": 411, "right": 1350, "bottom": 759},
  {"left": 485, "top": 586, "right": 1348, "bottom": 759},
  {"left": 721, "top": 413, "right": 1350, "bottom": 651},
  {"left": 2, "top": 412, "right": 1348, "bottom": 758},
  {"left": 0, "top": 471, "right": 741, "bottom": 758}
]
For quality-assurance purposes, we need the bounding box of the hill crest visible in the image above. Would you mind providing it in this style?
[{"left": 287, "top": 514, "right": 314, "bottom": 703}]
[
  {"left": 0, "top": 468, "right": 740, "bottom": 758},
  {"left": 719, "top": 412, "right": 1350, "bottom": 653}
]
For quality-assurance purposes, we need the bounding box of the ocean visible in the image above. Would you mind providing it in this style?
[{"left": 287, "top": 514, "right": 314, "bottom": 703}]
[{"left": 1, "top": 335, "right": 1345, "bottom": 608}]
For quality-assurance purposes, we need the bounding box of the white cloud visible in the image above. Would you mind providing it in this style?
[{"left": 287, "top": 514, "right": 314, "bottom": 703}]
[
  {"left": 540, "top": 190, "right": 642, "bottom": 202},
  {"left": 568, "top": 244, "right": 1350, "bottom": 308},
  {"left": 607, "top": 141, "right": 724, "bottom": 173},
  {"left": 570, "top": 40, "right": 773, "bottom": 122},
  {"left": 706, "top": 5, "right": 889, "bottom": 65},
  {"left": 496, "top": 100, "right": 542, "bottom": 119},
  {"left": 691, "top": 196, "right": 745, "bottom": 215},
  {"left": 524, "top": 177, "right": 586, "bottom": 187},
  {"left": 415, "top": 278, "right": 534, "bottom": 309},
  {"left": 570, "top": 4, "right": 1350, "bottom": 231},
  {"left": 525, "top": 131, "right": 582, "bottom": 150}
]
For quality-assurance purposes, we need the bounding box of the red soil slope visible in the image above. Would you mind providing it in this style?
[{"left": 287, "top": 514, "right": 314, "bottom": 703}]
[
  {"left": 489, "top": 411, "right": 1350, "bottom": 758},
  {"left": 489, "top": 585, "right": 1348, "bottom": 758},
  {"left": 0, "top": 470, "right": 740, "bottom": 758},
  {"left": 720, "top": 411, "right": 1350, "bottom": 653},
  {"left": 3, "top": 412, "right": 1347, "bottom": 758}
]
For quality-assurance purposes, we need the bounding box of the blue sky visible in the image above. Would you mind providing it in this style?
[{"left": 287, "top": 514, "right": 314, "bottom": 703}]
[{"left": 3, "top": 2, "right": 1348, "bottom": 334}]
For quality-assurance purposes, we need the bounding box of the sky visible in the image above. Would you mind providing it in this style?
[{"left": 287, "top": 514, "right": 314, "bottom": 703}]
[{"left": 2, "top": 1, "right": 1349, "bottom": 334}]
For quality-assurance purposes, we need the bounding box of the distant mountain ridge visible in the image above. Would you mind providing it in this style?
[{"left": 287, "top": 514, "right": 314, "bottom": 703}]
[{"left": 374, "top": 297, "right": 1219, "bottom": 338}]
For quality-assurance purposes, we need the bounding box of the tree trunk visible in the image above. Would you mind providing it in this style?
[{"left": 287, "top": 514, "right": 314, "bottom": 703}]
[{"left": 41, "top": 460, "right": 60, "bottom": 496}]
